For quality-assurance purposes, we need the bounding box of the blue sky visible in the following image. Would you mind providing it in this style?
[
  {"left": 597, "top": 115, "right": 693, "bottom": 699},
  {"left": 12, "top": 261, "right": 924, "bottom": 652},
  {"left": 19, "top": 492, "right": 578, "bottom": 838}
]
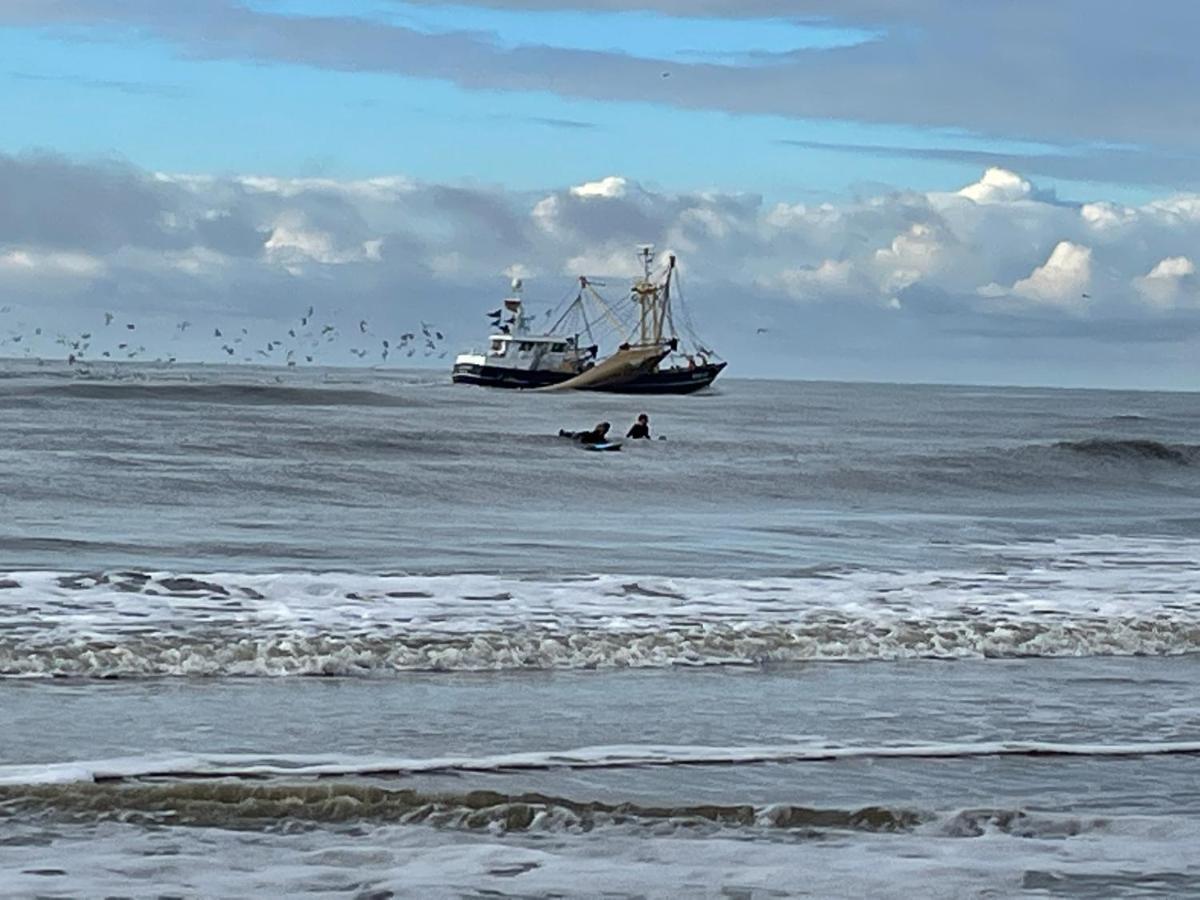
[
  {"left": 2, "top": 1, "right": 1200, "bottom": 387},
  {"left": 0, "top": 2, "right": 1165, "bottom": 204}
]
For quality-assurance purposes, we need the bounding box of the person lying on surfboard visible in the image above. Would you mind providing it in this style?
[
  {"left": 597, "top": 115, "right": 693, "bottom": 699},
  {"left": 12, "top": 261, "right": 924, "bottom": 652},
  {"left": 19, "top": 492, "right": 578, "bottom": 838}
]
[{"left": 558, "top": 422, "right": 611, "bottom": 445}]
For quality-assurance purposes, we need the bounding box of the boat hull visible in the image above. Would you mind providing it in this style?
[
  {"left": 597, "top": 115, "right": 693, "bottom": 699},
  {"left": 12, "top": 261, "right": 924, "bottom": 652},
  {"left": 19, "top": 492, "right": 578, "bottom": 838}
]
[
  {"left": 583, "top": 362, "right": 726, "bottom": 394},
  {"left": 451, "top": 362, "right": 574, "bottom": 389},
  {"left": 452, "top": 360, "right": 725, "bottom": 393}
]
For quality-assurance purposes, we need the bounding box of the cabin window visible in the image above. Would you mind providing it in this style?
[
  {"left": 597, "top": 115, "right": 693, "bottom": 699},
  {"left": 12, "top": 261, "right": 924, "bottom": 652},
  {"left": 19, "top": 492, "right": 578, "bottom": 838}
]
[
  {"left": 490, "top": 339, "right": 506, "bottom": 354},
  {"left": 551, "top": 343, "right": 566, "bottom": 352},
  {"left": 518, "top": 342, "right": 535, "bottom": 352}
]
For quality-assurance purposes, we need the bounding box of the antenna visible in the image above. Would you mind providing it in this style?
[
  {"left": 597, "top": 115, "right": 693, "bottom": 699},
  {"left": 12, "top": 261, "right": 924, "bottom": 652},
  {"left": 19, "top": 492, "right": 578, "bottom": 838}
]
[{"left": 636, "top": 244, "right": 655, "bottom": 280}]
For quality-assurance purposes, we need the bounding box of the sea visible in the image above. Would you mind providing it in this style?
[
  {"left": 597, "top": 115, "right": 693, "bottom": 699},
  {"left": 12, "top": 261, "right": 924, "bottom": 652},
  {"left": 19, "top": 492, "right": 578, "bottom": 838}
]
[{"left": 1, "top": 359, "right": 1199, "bottom": 898}]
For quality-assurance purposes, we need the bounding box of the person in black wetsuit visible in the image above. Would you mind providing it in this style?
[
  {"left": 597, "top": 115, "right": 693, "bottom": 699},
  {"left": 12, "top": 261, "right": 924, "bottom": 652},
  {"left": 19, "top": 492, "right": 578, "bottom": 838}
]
[
  {"left": 626, "top": 414, "right": 651, "bottom": 440},
  {"left": 558, "top": 422, "right": 611, "bottom": 444}
]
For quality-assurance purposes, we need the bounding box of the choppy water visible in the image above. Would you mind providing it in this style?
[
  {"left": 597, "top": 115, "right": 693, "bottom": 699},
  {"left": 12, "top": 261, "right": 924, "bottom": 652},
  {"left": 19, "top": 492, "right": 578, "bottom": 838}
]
[{"left": 2, "top": 359, "right": 1199, "bottom": 898}]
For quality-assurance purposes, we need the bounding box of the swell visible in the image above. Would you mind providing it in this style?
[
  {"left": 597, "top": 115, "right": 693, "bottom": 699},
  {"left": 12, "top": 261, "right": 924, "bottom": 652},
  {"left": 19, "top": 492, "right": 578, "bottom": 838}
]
[
  {"left": 21, "top": 382, "right": 417, "bottom": 408},
  {"left": 1052, "top": 438, "right": 1200, "bottom": 466}
]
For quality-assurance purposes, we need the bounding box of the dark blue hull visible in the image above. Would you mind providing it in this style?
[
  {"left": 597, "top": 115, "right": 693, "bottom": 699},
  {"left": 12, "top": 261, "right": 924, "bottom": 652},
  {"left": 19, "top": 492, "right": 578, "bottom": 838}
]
[
  {"left": 452, "top": 361, "right": 725, "bottom": 393},
  {"left": 451, "top": 363, "right": 572, "bottom": 389},
  {"left": 586, "top": 362, "right": 726, "bottom": 394}
]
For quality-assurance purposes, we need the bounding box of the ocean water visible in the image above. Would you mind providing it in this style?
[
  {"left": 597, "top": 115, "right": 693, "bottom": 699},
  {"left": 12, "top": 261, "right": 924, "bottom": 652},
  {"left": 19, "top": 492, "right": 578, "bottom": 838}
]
[{"left": 1, "top": 359, "right": 1199, "bottom": 898}]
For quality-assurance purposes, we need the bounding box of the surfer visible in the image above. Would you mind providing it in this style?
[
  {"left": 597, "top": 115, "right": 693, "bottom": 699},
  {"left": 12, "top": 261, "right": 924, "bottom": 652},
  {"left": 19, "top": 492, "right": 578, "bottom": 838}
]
[
  {"left": 559, "top": 422, "right": 611, "bottom": 444},
  {"left": 626, "top": 414, "right": 651, "bottom": 439}
]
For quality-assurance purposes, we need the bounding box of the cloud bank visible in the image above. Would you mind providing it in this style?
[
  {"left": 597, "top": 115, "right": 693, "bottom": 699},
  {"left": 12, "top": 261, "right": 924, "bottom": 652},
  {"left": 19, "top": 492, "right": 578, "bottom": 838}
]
[{"left": 3, "top": 153, "right": 1200, "bottom": 385}]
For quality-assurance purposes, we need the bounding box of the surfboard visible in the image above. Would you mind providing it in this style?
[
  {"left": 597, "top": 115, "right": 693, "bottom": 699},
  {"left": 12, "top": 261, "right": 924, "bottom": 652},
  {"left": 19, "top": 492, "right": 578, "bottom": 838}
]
[{"left": 584, "top": 441, "right": 622, "bottom": 452}]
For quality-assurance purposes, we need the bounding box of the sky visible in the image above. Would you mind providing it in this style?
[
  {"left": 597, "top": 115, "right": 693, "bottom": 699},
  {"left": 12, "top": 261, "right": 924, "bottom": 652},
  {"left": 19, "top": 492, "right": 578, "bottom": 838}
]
[{"left": 1, "top": 0, "right": 1200, "bottom": 387}]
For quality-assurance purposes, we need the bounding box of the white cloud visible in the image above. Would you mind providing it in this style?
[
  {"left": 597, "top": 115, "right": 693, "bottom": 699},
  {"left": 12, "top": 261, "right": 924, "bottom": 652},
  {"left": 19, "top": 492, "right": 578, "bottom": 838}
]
[
  {"left": 1145, "top": 195, "right": 1200, "bottom": 223},
  {"left": 761, "top": 258, "right": 858, "bottom": 302},
  {"left": 235, "top": 175, "right": 414, "bottom": 202},
  {"left": 873, "top": 223, "right": 944, "bottom": 292},
  {"left": 531, "top": 195, "right": 560, "bottom": 234},
  {"left": 1135, "top": 255, "right": 1196, "bottom": 309},
  {"left": 1081, "top": 201, "right": 1135, "bottom": 231},
  {"left": 1012, "top": 241, "right": 1093, "bottom": 307},
  {"left": 569, "top": 175, "right": 628, "bottom": 199},
  {"left": 564, "top": 246, "right": 646, "bottom": 279},
  {"left": 263, "top": 213, "right": 382, "bottom": 269},
  {"left": 0, "top": 248, "right": 104, "bottom": 277},
  {"left": 503, "top": 262, "right": 534, "bottom": 281},
  {"left": 956, "top": 167, "right": 1033, "bottom": 204}
]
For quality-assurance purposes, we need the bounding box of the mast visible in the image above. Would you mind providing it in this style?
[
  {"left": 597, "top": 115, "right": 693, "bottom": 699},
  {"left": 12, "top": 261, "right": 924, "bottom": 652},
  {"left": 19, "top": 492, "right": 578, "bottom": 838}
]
[
  {"left": 504, "top": 277, "right": 526, "bottom": 335},
  {"left": 656, "top": 254, "right": 675, "bottom": 343},
  {"left": 633, "top": 244, "right": 662, "bottom": 345}
]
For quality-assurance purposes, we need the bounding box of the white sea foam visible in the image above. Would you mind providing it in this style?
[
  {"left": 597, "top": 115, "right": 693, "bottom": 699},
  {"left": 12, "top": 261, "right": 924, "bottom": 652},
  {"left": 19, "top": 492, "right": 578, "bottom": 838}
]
[
  {"left": 1, "top": 807, "right": 1197, "bottom": 899},
  {"left": 2, "top": 535, "right": 1198, "bottom": 675}
]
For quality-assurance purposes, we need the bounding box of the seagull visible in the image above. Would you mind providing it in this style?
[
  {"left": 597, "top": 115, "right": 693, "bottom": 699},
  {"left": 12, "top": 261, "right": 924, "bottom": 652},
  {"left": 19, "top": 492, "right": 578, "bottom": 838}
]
[
  {"left": 321, "top": 325, "right": 335, "bottom": 335},
  {"left": 359, "top": 320, "right": 368, "bottom": 334},
  {"left": 214, "top": 328, "right": 222, "bottom": 338},
  {"left": 104, "top": 312, "right": 113, "bottom": 326},
  {"left": 126, "top": 323, "right": 136, "bottom": 330},
  {"left": 1081, "top": 292, "right": 1092, "bottom": 299},
  {"left": 756, "top": 327, "right": 769, "bottom": 334}
]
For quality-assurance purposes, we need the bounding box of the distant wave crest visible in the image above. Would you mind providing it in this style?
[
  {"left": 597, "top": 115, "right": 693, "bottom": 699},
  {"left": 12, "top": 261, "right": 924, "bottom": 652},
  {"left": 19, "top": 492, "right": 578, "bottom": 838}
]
[{"left": 24, "top": 382, "right": 418, "bottom": 408}]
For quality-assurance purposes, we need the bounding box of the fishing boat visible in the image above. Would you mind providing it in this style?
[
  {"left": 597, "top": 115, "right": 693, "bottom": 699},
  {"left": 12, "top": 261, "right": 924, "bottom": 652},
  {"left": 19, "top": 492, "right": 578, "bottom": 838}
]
[{"left": 451, "top": 246, "right": 725, "bottom": 393}]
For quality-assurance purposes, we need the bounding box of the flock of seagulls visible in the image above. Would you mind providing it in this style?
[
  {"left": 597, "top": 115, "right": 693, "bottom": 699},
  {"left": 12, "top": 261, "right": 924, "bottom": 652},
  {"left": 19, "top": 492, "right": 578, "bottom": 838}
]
[{"left": 0, "top": 304, "right": 450, "bottom": 369}]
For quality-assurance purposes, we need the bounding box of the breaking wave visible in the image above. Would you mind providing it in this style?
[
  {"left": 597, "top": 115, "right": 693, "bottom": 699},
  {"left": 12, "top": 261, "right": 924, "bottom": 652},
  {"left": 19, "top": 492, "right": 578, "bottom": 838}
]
[
  {"left": 3, "top": 619, "right": 1199, "bottom": 677},
  {"left": 2, "top": 741, "right": 1193, "bottom": 832},
  {"left": 3, "top": 537, "right": 1200, "bottom": 676},
  {"left": 0, "top": 783, "right": 919, "bottom": 834}
]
